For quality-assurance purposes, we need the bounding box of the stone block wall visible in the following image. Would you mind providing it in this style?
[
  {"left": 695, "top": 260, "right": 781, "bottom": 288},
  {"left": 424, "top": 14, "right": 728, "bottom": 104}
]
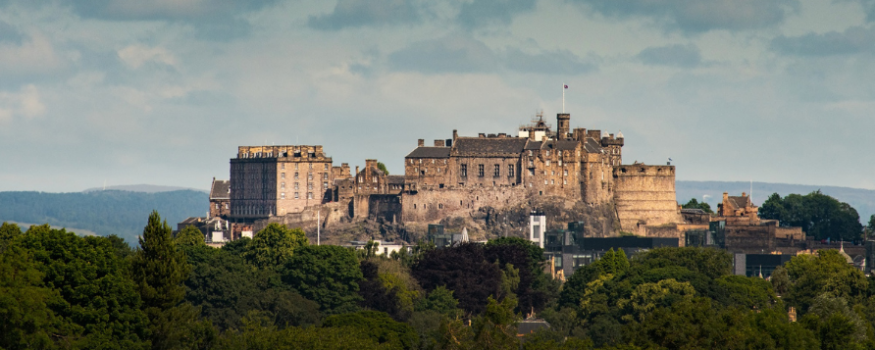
[
  {"left": 613, "top": 165, "right": 682, "bottom": 234},
  {"left": 401, "top": 186, "right": 528, "bottom": 223}
]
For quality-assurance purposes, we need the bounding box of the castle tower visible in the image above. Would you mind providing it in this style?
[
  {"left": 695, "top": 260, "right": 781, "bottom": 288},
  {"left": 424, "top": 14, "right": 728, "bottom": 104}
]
[{"left": 557, "top": 113, "right": 570, "bottom": 140}]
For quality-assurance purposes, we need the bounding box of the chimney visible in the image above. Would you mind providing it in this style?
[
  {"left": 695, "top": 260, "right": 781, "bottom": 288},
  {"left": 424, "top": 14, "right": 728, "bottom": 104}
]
[
  {"left": 453, "top": 129, "right": 458, "bottom": 140},
  {"left": 434, "top": 139, "right": 445, "bottom": 147},
  {"left": 418, "top": 139, "right": 424, "bottom": 147},
  {"left": 478, "top": 133, "right": 486, "bottom": 138},
  {"left": 356, "top": 166, "right": 360, "bottom": 175},
  {"left": 445, "top": 139, "right": 453, "bottom": 147}
]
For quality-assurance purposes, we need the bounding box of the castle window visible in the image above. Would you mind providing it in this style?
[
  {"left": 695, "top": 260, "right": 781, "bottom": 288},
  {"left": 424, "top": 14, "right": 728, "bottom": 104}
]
[
  {"left": 563, "top": 179, "right": 567, "bottom": 185},
  {"left": 478, "top": 164, "right": 484, "bottom": 177},
  {"left": 508, "top": 164, "right": 514, "bottom": 177},
  {"left": 373, "top": 177, "right": 377, "bottom": 183},
  {"left": 281, "top": 192, "right": 286, "bottom": 199},
  {"left": 324, "top": 164, "right": 329, "bottom": 170},
  {"left": 544, "top": 180, "right": 548, "bottom": 185},
  {"left": 552, "top": 171, "right": 555, "bottom": 176},
  {"left": 281, "top": 182, "right": 285, "bottom": 189},
  {"left": 308, "top": 192, "right": 313, "bottom": 199},
  {"left": 439, "top": 204, "right": 443, "bottom": 209},
  {"left": 494, "top": 164, "right": 500, "bottom": 177},
  {"left": 281, "top": 172, "right": 285, "bottom": 179},
  {"left": 551, "top": 180, "right": 554, "bottom": 185},
  {"left": 564, "top": 170, "right": 568, "bottom": 176},
  {"left": 295, "top": 183, "right": 299, "bottom": 190},
  {"left": 324, "top": 173, "right": 329, "bottom": 179},
  {"left": 224, "top": 203, "right": 228, "bottom": 209},
  {"left": 323, "top": 182, "right": 328, "bottom": 189},
  {"left": 546, "top": 160, "right": 551, "bottom": 166},
  {"left": 215, "top": 203, "right": 219, "bottom": 210},
  {"left": 295, "top": 163, "right": 299, "bottom": 170},
  {"left": 294, "top": 192, "right": 299, "bottom": 199},
  {"left": 432, "top": 159, "right": 435, "bottom": 164},
  {"left": 281, "top": 163, "right": 285, "bottom": 170},
  {"left": 528, "top": 160, "right": 534, "bottom": 167},
  {"left": 294, "top": 172, "right": 299, "bottom": 180},
  {"left": 309, "top": 163, "right": 313, "bottom": 169},
  {"left": 414, "top": 204, "right": 417, "bottom": 209},
  {"left": 308, "top": 183, "right": 313, "bottom": 190},
  {"left": 528, "top": 169, "right": 534, "bottom": 176},
  {"left": 558, "top": 160, "right": 562, "bottom": 166},
  {"left": 461, "top": 164, "right": 467, "bottom": 178},
  {"left": 528, "top": 150, "right": 533, "bottom": 156},
  {"left": 546, "top": 150, "right": 550, "bottom": 156}
]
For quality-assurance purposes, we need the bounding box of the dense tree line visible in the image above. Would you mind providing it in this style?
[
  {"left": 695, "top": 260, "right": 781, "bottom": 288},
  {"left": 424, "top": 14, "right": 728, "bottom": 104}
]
[
  {"left": 5, "top": 213, "right": 875, "bottom": 349},
  {"left": 759, "top": 191, "right": 863, "bottom": 241},
  {"left": 0, "top": 190, "right": 206, "bottom": 243}
]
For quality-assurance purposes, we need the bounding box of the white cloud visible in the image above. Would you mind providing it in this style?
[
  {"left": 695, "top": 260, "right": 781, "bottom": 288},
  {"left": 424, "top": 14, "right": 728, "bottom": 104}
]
[
  {"left": 0, "top": 33, "right": 63, "bottom": 75},
  {"left": 117, "top": 45, "right": 177, "bottom": 68},
  {"left": 0, "top": 85, "right": 46, "bottom": 122}
]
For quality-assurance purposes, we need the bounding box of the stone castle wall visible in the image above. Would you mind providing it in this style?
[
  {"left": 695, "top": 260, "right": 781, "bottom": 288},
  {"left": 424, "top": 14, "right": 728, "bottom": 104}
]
[
  {"left": 401, "top": 186, "right": 528, "bottom": 223},
  {"left": 613, "top": 165, "right": 682, "bottom": 234}
]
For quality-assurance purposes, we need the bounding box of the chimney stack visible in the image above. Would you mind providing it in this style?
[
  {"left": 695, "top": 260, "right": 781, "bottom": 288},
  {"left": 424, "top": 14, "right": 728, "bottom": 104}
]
[{"left": 418, "top": 139, "right": 424, "bottom": 147}]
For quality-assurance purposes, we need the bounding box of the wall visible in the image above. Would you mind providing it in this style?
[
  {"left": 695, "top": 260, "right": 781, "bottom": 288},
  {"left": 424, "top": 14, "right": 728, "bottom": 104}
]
[
  {"left": 613, "top": 165, "right": 682, "bottom": 234},
  {"left": 401, "top": 186, "right": 528, "bottom": 223}
]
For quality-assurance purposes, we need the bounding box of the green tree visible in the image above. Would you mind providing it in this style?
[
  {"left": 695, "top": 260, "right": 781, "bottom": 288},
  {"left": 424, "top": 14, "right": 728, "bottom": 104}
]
[
  {"left": 322, "top": 310, "right": 418, "bottom": 349},
  {"left": 759, "top": 191, "right": 863, "bottom": 241},
  {"left": 415, "top": 286, "right": 460, "bottom": 314},
  {"left": 377, "top": 162, "right": 390, "bottom": 175},
  {"left": 244, "top": 223, "right": 308, "bottom": 268},
  {"left": 801, "top": 294, "right": 867, "bottom": 350},
  {"left": 131, "top": 211, "right": 207, "bottom": 350},
  {"left": 784, "top": 250, "right": 868, "bottom": 314},
  {"left": 682, "top": 198, "right": 714, "bottom": 214},
  {"left": 175, "top": 225, "right": 206, "bottom": 247},
  {"left": 0, "top": 237, "right": 61, "bottom": 349},
  {"left": 282, "top": 245, "right": 363, "bottom": 314}
]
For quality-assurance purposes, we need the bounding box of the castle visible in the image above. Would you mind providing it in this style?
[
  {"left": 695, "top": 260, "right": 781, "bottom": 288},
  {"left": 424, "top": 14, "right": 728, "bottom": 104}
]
[{"left": 217, "top": 112, "right": 683, "bottom": 240}]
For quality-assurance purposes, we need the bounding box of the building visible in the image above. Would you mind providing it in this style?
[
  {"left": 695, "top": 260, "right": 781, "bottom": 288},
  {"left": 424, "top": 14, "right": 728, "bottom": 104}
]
[
  {"left": 230, "top": 145, "right": 335, "bottom": 219},
  {"left": 402, "top": 112, "right": 682, "bottom": 236},
  {"left": 209, "top": 178, "right": 230, "bottom": 218}
]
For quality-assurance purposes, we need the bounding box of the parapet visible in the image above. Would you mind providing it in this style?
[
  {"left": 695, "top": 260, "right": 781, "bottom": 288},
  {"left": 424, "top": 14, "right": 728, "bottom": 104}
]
[{"left": 615, "top": 164, "right": 675, "bottom": 177}]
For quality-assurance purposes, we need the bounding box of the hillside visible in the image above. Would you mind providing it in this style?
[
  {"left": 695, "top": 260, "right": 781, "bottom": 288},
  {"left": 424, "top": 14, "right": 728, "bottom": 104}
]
[
  {"left": 676, "top": 181, "right": 875, "bottom": 222},
  {"left": 0, "top": 190, "right": 207, "bottom": 243},
  {"left": 82, "top": 184, "right": 208, "bottom": 193}
]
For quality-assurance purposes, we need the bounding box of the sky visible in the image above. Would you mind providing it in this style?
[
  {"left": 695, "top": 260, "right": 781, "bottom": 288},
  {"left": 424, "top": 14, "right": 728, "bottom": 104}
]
[{"left": 0, "top": 0, "right": 873, "bottom": 192}]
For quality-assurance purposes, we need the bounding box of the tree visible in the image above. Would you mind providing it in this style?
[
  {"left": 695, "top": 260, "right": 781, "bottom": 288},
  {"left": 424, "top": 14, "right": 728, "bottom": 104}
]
[
  {"left": 131, "top": 211, "right": 207, "bottom": 350},
  {"left": 243, "top": 223, "right": 308, "bottom": 268},
  {"left": 867, "top": 214, "right": 875, "bottom": 237},
  {"left": 282, "top": 245, "right": 363, "bottom": 314},
  {"left": 377, "top": 162, "right": 390, "bottom": 175},
  {"left": 783, "top": 250, "right": 868, "bottom": 316},
  {"left": 759, "top": 191, "right": 863, "bottom": 241},
  {"left": 322, "top": 310, "right": 418, "bottom": 350},
  {"left": 175, "top": 225, "right": 205, "bottom": 247},
  {"left": 682, "top": 198, "right": 713, "bottom": 214},
  {"left": 13, "top": 224, "right": 150, "bottom": 349},
  {"left": 415, "top": 286, "right": 460, "bottom": 314},
  {"left": 412, "top": 242, "right": 502, "bottom": 315}
]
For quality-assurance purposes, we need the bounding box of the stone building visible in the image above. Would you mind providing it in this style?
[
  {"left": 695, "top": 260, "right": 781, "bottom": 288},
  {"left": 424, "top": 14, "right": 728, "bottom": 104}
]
[
  {"left": 402, "top": 112, "right": 682, "bottom": 234},
  {"left": 209, "top": 178, "right": 230, "bottom": 218},
  {"left": 229, "top": 145, "right": 335, "bottom": 219}
]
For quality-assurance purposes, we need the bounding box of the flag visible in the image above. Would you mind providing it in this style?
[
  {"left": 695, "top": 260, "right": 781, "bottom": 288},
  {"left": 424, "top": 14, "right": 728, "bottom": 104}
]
[{"left": 564, "top": 84, "right": 568, "bottom": 89}]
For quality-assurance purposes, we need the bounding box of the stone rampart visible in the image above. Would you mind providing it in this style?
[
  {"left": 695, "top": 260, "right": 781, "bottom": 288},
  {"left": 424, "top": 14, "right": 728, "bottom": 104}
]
[{"left": 613, "top": 165, "right": 682, "bottom": 234}]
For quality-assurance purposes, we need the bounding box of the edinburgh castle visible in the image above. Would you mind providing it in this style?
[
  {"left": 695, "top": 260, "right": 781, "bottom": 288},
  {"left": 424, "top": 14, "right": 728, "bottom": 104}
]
[{"left": 214, "top": 112, "right": 685, "bottom": 243}]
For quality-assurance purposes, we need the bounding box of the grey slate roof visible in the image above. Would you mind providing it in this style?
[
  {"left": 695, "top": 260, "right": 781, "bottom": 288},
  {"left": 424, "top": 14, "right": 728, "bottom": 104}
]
[
  {"left": 387, "top": 175, "right": 405, "bottom": 185},
  {"left": 210, "top": 179, "right": 230, "bottom": 200},
  {"left": 584, "top": 138, "right": 602, "bottom": 153},
  {"left": 453, "top": 137, "right": 528, "bottom": 156},
  {"left": 406, "top": 147, "right": 451, "bottom": 158},
  {"left": 728, "top": 196, "right": 751, "bottom": 209}
]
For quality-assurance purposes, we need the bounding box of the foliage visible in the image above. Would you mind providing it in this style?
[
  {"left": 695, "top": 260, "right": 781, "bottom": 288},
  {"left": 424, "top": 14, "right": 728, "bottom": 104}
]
[
  {"left": 175, "top": 225, "right": 206, "bottom": 247},
  {"left": 783, "top": 250, "right": 868, "bottom": 314},
  {"left": 243, "top": 223, "right": 308, "bottom": 268},
  {"left": 323, "top": 310, "right": 418, "bottom": 349},
  {"left": 412, "top": 242, "right": 501, "bottom": 315},
  {"left": 215, "top": 311, "right": 387, "bottom": 350},
  {"left": 282, "top": 245, "right": 363, "bottom": 314},
  {"left": 760, "top": 191, "right": 863, "bottom": 241},
  {"left": 0, "top": 190, "right": 207, "bottom": 243},
  {"left": 801, "top": 294, "right": 867, "bottom": 350},
  {"left": 376, "top": 162, "right": 390, "bottom": 175},
  {"left": 682, "top": 197, "right": 714, "bottom": 213},
  {"left": 183, "top": 246, "right": 320, "bottom": 331},
  {"left": 415, "top": 286, "right": 460, "bottom": 315}
]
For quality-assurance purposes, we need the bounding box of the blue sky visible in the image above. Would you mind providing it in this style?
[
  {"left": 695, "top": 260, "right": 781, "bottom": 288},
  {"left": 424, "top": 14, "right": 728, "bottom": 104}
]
[{"left": 0, "top": 0, "right": 872, "bottom": 192}]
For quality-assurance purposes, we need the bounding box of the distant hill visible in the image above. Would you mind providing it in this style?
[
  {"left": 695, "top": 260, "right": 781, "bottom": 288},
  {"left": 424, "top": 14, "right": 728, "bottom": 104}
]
[
  {"left": 0, "top": 190, "right": 207, "bottom": 244},
  {"left": 83, "top": 184, "right": 208, "bottom": 193},
  {"left": 677, "top": 181, "right": 875, "bottom": 222}
]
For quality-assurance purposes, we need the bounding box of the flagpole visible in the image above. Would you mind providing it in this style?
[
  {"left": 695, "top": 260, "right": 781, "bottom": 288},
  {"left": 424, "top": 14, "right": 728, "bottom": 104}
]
[{"left": 562, "top": 83, "right": 565, "bottom": 113}]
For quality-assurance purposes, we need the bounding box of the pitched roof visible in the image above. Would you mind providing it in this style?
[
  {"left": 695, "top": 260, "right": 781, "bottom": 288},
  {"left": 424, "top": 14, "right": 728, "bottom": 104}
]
[
  {"left": 728, "top": 196, "right": 751, "bottom": 209},
  {"left": 210, "top": 179, "right": 230, "bottom": 200},
  {"left": 406, "top": 147, "right": 451, "bottom": 158},
  {"left": 584, "top": 138, "right": 602, "bottom": 153},
  {"left": 387, "top": 175, "right": 405, "bottom": 185},
  {"left": 453, "top": 137, "right": 528, "bottom": 156}
]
